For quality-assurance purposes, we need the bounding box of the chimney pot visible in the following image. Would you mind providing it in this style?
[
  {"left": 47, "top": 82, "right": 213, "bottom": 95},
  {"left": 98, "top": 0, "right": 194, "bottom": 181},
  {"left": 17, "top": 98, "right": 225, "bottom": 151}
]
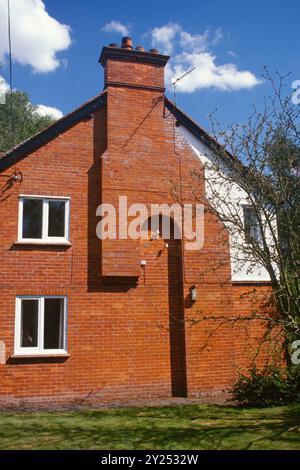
[
  {"left": 108, "top": 43, "right": 118, "bottom": 48},
  {"left": 135, "top": 46, "right": 145, "bottom": 52},
  {"left": 149, "top": 48, "right": 159, "bottom": 54},
  {"left": 121, "top": 37, "right": 133, "bottom": 49}
]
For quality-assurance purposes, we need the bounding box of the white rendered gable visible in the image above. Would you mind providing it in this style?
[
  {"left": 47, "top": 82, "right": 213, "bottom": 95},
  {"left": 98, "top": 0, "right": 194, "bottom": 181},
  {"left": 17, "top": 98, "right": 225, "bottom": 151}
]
[{"left": 178, "top": 124, "right": 271, "bottom": 282}]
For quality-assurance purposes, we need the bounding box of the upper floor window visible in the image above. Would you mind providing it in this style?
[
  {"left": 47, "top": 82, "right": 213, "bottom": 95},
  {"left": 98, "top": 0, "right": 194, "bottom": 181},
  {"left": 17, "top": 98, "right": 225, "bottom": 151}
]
[
  {"left": 14, "top": 296, "right": 67, "bottom": 356},
  {"left": 18, "top": 196, "right": 70, "bottom": 244},
  {"left": 243, "top": 206, "right": 262, "bottom": 244}
]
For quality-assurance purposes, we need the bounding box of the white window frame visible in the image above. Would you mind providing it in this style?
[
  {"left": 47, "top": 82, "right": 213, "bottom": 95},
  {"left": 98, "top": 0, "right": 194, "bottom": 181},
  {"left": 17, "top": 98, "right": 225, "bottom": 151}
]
[
  {"left": 14, "top": 296, "right": 68, "bottom": 356},
  {"left": 18, "top": 195, "right": 70, "bottom": 244},
  {"left": 242, "top": 204, "right": 263, "bottom": 244}
]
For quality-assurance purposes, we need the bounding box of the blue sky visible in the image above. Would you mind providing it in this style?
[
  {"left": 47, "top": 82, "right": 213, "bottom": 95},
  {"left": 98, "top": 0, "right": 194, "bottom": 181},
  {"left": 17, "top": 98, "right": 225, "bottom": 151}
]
[{"left": 0, "top": 0, "right": 299, "bottom": 131}]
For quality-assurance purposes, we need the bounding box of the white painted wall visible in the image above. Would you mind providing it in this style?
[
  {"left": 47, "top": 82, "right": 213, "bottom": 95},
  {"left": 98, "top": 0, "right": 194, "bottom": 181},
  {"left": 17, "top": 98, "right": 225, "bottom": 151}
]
[{"left": 178, "top": 125, "right": 272, "bottom": 282}]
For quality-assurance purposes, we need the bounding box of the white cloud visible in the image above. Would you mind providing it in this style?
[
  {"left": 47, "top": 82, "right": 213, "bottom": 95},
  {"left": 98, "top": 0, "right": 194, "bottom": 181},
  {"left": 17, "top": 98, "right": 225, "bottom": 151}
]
[
  {"left": 0, "top": 0, "right": 71, "bottom": 73},
  {"left": 0, "top": 75, "right": 9, "bottom": 103},
  {"left": 151, "top": 23, "right": 181, "bottom": 55},
  {"left": 102, "top": 20, "right": 130, "bottom": 37},
  {"left": 211, "top": 28, "right": 223, "bottom": 46},
  {"left": 168, "top": 52, "right": 261, "bottom": 92},
  {"left": 150, "top": 23, "right": 261, "bottom": 92},
  {"left": 35, "top": 104, "right": 63, "bottom": 119},
  {"left": 179, "top": 30, "right": 209, "bottom": 52}
]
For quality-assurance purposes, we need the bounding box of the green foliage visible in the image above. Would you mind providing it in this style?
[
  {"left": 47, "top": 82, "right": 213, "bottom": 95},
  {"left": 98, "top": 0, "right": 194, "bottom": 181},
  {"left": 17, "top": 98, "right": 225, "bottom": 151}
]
[
  {"left": 208, "top": 73, "right": 300, "bottom": 339},
  {"left": 0, "top": 90, "right": 56, "bottom": 153},
  {"left": 267, "top": 131, "right": 300, "bottom": 263},
  {"left": 232, "top": 365, "right": 300, "bottom": 406}
]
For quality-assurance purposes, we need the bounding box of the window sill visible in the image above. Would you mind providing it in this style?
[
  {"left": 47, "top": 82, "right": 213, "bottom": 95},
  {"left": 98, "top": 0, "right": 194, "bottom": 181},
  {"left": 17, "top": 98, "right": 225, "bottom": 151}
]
[
  {"left": 14, "top": 241, "right": 72, "bottom": 247},
  {"left": 11, "top": 353, "right": 70, "bottom": 359}
]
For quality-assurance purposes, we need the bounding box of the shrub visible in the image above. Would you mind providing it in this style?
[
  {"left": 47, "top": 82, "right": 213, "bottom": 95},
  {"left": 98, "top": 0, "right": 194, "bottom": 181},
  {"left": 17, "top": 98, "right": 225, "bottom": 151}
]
[{"left": 231, "top": 366, "right": 300, "bottom": 406}]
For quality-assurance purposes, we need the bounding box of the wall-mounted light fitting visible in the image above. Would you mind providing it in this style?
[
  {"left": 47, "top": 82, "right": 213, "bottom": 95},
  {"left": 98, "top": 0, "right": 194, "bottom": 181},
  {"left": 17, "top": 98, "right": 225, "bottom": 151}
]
[{"left": 190, "top": 285, "right": 197, "bottom": 302}]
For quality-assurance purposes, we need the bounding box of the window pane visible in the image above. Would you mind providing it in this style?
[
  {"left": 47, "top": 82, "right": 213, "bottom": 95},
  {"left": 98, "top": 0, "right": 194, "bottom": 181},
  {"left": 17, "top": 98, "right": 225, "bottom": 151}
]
[
  {"left": 22, "top": 199, "right": 43, "bottom": 239},
  {"left": 48, "top": 201, "right": 65, "bottom": 238},
  {"left": 44, "top": 299, "right": 64, "bottom": 350},
  {"left": 21, "top": 300, "right": 38, "bottom": 348},
  {"left": 243, "top": 207, "right": 261, "bottom": 242}
]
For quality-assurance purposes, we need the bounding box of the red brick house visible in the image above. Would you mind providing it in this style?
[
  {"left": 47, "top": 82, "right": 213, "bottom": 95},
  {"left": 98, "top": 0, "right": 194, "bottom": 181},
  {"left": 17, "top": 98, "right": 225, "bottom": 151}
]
[{"left": 0, "top": 37, "right": 272, "bottom": 406}]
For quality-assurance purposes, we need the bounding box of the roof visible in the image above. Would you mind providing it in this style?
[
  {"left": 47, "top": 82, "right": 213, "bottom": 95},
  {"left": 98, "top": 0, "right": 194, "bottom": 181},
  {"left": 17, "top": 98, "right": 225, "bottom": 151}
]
[
  {"left": 0, "top": 91, "right": 228, "bottom": 173},
  {"left": 0, "top": 91, "right": 107, "bottom": 172}
]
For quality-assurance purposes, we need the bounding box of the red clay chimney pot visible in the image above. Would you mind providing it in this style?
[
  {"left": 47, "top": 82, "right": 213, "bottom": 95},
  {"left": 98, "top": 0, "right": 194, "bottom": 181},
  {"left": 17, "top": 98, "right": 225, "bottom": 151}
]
[
  {"left": 108, "top": 43, "right": 118, "bottom": 48},
  {"left": 149, "top": 48, "right": 159, "bottom": 54},
  {"left": 135, "top": 46, "right": 145, "bottom": 52},
  {"left": 121, "top": 37, "right": 133, "bottom": 49}
]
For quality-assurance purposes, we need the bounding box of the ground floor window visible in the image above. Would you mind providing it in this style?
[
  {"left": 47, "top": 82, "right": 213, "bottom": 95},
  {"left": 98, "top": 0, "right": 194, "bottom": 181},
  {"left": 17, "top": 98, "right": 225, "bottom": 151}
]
[{"left": 14, "top": 296, "right": 67, "bottom": 356}]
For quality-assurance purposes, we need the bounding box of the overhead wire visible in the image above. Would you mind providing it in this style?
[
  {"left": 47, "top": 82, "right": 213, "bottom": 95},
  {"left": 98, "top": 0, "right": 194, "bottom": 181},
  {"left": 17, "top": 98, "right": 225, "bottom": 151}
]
[
  {"left": 7, "top": 0, "right": 14, "bottom": 151},
  {"left": 0, "top": 0, "right": 22, "bottom": 199}
]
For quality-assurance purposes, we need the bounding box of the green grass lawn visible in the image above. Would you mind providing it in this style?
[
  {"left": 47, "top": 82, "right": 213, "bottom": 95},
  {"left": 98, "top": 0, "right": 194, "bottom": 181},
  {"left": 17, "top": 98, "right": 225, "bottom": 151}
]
[{"left": 0, "top": 404, "right": 300, "bottom": 450}]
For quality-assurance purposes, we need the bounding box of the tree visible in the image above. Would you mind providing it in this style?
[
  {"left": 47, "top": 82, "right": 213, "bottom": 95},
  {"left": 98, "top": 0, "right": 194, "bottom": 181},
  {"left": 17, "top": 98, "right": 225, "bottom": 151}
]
[
  {"left": 0, "top": 90, "right": 56, "bottom": 153},
  {"left": 190, "top": 71, "right": 300, "bottom": 364}
]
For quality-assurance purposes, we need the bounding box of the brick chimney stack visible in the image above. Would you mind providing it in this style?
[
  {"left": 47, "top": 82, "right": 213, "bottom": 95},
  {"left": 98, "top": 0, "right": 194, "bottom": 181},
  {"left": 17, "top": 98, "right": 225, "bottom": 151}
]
[
  {"left": 98, "top": 38, "right": 170, "bottom": 277},
  {"left": 99, "top": 37, "right": 169, "bottom": 91}
]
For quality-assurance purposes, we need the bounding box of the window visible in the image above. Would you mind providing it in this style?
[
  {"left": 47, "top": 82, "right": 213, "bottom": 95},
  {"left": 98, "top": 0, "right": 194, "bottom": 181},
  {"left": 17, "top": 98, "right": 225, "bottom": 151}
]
[
  {"left": 14, "top": 296, "right": 67, "bottom": 356},
  {"left": 18, "top": 196, "right": 70, "bottom": 243},
  {"left": 243, "top": 206, "right": 262, "bottom": 243}
]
